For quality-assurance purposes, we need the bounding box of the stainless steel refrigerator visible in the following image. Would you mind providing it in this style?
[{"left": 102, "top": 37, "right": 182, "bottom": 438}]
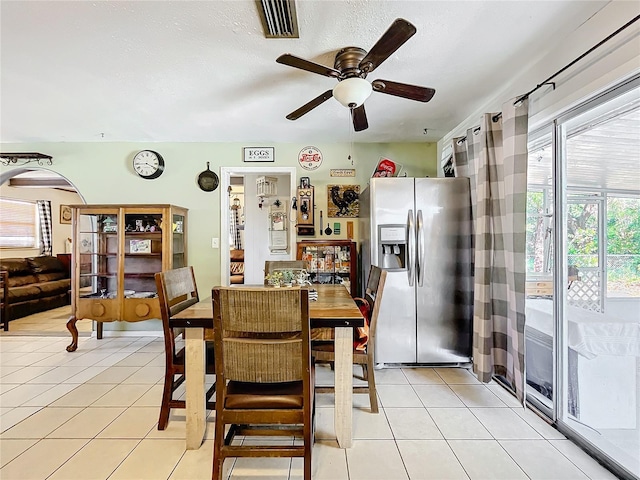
[{"left": 360, "top": 177, "right": 473, "bottom": 365}]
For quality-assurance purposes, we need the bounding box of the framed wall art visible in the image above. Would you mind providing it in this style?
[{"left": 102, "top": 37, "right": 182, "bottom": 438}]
[
  {"left": 327, "top": 184, "right": 360, "bottom": 218},
  {"left": 243, "top": 147, "right": 274, "bottom": 162},
  {"left": 60, "top": 205, "right": 72, "bottom": 224}
]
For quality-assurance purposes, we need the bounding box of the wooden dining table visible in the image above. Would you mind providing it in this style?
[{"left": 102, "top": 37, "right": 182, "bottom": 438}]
[{"left": 171, "top": 284, "right": 364, "bottom": 450}]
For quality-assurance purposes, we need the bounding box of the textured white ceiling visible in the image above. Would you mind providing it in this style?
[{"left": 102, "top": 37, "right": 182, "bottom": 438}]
[{"left": 0, "top": 0, "right": 609, "bottom": 144}]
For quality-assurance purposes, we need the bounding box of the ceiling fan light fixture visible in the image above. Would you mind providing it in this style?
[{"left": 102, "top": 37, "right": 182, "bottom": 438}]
[{"left": 332, "top": 78, "right": 372, "bottom": 108}]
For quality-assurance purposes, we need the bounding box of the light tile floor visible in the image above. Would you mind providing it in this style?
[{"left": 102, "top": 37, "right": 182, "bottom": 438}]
[
  {"left": 5, "top": 306, "right": 91, "bottom": 335},
  {"left": 0, "top": 334, "right": 619, "bottom": 480}
]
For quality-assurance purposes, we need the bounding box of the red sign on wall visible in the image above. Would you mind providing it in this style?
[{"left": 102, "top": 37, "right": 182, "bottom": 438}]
[
  {"left": 298, "top": 146, "right": 323, "bottom": 171},
  {"left": 372, "top": 157, "right": 402, "bottom": 177}
]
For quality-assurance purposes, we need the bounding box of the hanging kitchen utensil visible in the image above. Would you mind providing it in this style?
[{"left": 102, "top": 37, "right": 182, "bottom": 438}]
[
  {"left": 325, "top": 223, "right": 332, "bottom": 235},
  {"left": 197, "top": 162, "right": 219, "bottom": 192},
  {"left": 319, "top": 210, "right": 323, "bottom": 235}
]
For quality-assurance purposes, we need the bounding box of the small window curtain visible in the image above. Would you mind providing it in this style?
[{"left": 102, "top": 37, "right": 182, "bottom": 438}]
[
  {"left": 37, "top": 200, "right": 53, "bottom": 256},
  {"left": 452, "top": 98, "right": 529, "bottom": 403}
]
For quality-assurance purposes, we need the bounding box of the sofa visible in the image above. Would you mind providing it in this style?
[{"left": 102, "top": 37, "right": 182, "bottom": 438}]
[{"left": 0, "top": 256, "right": 71, "bottom": 325}]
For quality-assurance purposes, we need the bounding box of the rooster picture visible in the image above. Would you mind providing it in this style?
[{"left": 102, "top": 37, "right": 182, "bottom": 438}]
[{"left": 328, "top": 184, "right": 360, "bottom": 218}]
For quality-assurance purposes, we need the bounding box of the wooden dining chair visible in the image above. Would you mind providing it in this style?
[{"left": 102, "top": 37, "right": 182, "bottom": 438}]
[
  {"left": 211, "top": 286, "right": 314, "bottom": 480},
  {"left": 263, "top": 260, "right": 309, "bottom": 284},
  {"left": 312, "top": 266, "right": 387, "bottom": 413},
  {"left": 154, "top": 267, "right": 216, "bottom": 430}
]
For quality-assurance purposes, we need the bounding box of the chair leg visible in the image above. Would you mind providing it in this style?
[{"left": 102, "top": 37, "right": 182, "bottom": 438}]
[
  {"left": 158, "top": 373, "right": 173, "bottom": 430},
  {"left": 212, "top": 417, "right": 226, "bottom": 480},
  {"left": 304, "top": 444, "right": 312, "bottom": 480},
  {"left": 366, "top": 356, "right": 379, "bottom": 414},
  {"left": 304, "top": 411, "right": 313, "bottom": 480}
]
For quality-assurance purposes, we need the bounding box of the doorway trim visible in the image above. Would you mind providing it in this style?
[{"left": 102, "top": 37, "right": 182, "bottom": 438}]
[{"left": 220, "top": 166, "right": 297, "bottom": 286}]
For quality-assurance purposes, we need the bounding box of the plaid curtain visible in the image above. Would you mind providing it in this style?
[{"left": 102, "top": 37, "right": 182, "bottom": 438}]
[
  {"left": 452, "top": 98, "right": 529, "bottom": 403},
  {"left": 37, "top": 200, "right": 53, "bottom": 256},
  {"left": 230, "top": 204, "right": 242, "bottom": 250}
]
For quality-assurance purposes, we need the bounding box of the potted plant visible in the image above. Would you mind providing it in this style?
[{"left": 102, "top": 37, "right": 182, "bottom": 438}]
[
  {"left": 281, "top": 269, "right": 294, "bottom": 287},
  {"left": 265, "top": 271, "right": 283, "bottom": 287}
]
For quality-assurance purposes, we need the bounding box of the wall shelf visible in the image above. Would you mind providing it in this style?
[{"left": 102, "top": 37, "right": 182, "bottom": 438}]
[{"left": 0, "top": 152, "right": 53, "bottom": 166}]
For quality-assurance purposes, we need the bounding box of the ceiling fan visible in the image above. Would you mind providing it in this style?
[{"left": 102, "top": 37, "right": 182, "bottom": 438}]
[{"left": 276, "top": 18, "right": 435, "bottom": 132}]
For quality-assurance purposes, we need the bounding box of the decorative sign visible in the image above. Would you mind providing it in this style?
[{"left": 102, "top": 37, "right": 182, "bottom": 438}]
[
  {"left": 330, "top": 168, "right": 355, "bottom": 177},
  {"left": 130, "top": 239, "right": 152, "bottom": 254},
  {"left": 372, "top": 157, "right": 403, "bottom": 177},
  {"left": 243, "top": 147, "right": 274, "bottom": 162},
  {"left": 327, "top": 184, "right": 360, "bottom": 218},
  {"left": 298, "top": 146, "right": 323, "bottom": 171}
]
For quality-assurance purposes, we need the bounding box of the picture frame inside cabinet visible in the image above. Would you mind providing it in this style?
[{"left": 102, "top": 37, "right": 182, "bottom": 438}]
[{"left": 129, "top": 239, "right": 151, "bottom": 253}]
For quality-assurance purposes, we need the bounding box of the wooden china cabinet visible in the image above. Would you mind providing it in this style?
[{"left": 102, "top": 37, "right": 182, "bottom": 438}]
[
  {"left": 296, "top": 240, "right": 357, "bottom": 296},
  {"left": 66, "top": 204, "right": 187, "bottom": 352}
]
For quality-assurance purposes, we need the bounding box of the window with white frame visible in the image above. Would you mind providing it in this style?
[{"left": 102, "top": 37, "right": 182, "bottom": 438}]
[{"left": 0, "top": 198, "right": 39, "bottom": 248}]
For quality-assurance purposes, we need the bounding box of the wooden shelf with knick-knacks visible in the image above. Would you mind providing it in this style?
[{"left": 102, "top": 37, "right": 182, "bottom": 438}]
[
  {"left": 296, "top": 240, "right": 357, "bottom": 296},
  {"left": 66, "top": 204, "right": 187, "bottom": 352}
]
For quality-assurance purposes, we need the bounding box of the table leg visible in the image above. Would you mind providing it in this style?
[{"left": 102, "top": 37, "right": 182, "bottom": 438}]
[
  {"left": 333, "top": 326, "right": 353, "bottom": 448},
  {"left": 185, "top": 327, "right": 206, "bottom": 450}
]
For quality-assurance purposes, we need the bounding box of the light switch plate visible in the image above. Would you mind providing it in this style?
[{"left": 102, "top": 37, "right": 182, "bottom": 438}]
[{"left": 211, "top": 237, "right": 219, "bottom": 248}]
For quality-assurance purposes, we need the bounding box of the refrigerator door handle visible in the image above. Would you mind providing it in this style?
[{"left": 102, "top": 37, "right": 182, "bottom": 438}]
[
  {"left": 417, "top": 209, "right": 425, "bottom": 286},
  {"left": 407, "top": 209, "right": 415, "bottom": 286}
]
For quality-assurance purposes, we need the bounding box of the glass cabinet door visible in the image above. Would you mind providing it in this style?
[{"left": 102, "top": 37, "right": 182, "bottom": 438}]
[
  {"left": 77, "top": 212, "right": 119, "bottom": 299},
  {"left": 123, "top": 212, "right": 163, "bottom": 298},
  {"left": 172, "top": 212, "right": 186, "bottom": 269}
]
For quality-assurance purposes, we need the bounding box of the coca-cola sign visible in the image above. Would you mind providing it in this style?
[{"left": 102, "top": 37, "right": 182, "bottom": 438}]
[{"left": 298, "top": 146, "right": 323, "bottom": 171}]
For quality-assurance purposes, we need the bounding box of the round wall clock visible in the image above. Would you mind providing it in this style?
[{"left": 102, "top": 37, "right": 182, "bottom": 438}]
[{"left": 132, "top": 150, "right": 165, "bottom": 179}]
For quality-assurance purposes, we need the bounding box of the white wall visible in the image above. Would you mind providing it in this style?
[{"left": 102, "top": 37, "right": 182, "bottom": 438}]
[
  {"left": 243, "top": 173, "right": 293, "bottom": 284},
  {"left": 437, "top": 1, "right": 640, "bottom": 158}
]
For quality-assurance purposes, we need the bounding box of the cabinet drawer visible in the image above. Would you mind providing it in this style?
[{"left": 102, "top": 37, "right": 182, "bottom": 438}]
[
  {"left": 77, "top": 299, "right": 119, "bottom": 321},
  {"left": 123, "top": 298, "right": 161, "bottom": 321}
]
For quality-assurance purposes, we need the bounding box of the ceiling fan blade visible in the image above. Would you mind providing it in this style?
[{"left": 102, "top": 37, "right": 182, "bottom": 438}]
[
  {"left": 286, "top": 90, "right": 334, "bottom": 120},
  {"left": 372, "top": 79, "right": 436, "bottom": 102},
  {"left": 277, "top": 54, "right": 341, "bottom": 78},
  {"left": 351, "top": 105, "right": 368, "bottom": 132},
  {"left": 359, "top": 18, "right": 417, "bottom": 74}
]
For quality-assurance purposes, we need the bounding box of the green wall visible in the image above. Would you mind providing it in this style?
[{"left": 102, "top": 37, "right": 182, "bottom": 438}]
[{"left": 1, "top": 141, "right": 436, "bottom": 330}]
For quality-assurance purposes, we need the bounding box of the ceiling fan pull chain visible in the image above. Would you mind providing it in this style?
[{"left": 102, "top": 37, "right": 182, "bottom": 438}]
[{"left": 348, "top": 110, "right": 354, "bottom": 165}]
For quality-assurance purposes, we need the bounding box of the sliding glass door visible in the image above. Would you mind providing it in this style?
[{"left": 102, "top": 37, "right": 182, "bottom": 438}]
[
  {"left": 526, "top": 127, "right": 555, "bottom": 413},
  {"left": 526, "top": 76, "right": 640, "bottom": 478}
]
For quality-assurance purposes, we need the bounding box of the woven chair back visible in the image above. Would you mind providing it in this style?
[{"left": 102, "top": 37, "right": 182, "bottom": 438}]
[
  {"left": 157, "top": 267, "right": 199, "bottom": 318},
  {"left": 214, "top": 287, "right": 310, "bottom": 383},
  {"left": 264, "top": 260, "right": 310, "bottom": 284}
]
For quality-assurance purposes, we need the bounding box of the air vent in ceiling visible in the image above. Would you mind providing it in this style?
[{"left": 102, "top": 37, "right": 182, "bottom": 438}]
[{"left": 256, "top": 0, "right": 299, "bottom": 38}]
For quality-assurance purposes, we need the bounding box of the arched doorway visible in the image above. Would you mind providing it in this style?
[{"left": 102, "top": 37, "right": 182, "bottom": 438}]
[{"left": 1, "top": 167, "right": 86, "bottom": 334}]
